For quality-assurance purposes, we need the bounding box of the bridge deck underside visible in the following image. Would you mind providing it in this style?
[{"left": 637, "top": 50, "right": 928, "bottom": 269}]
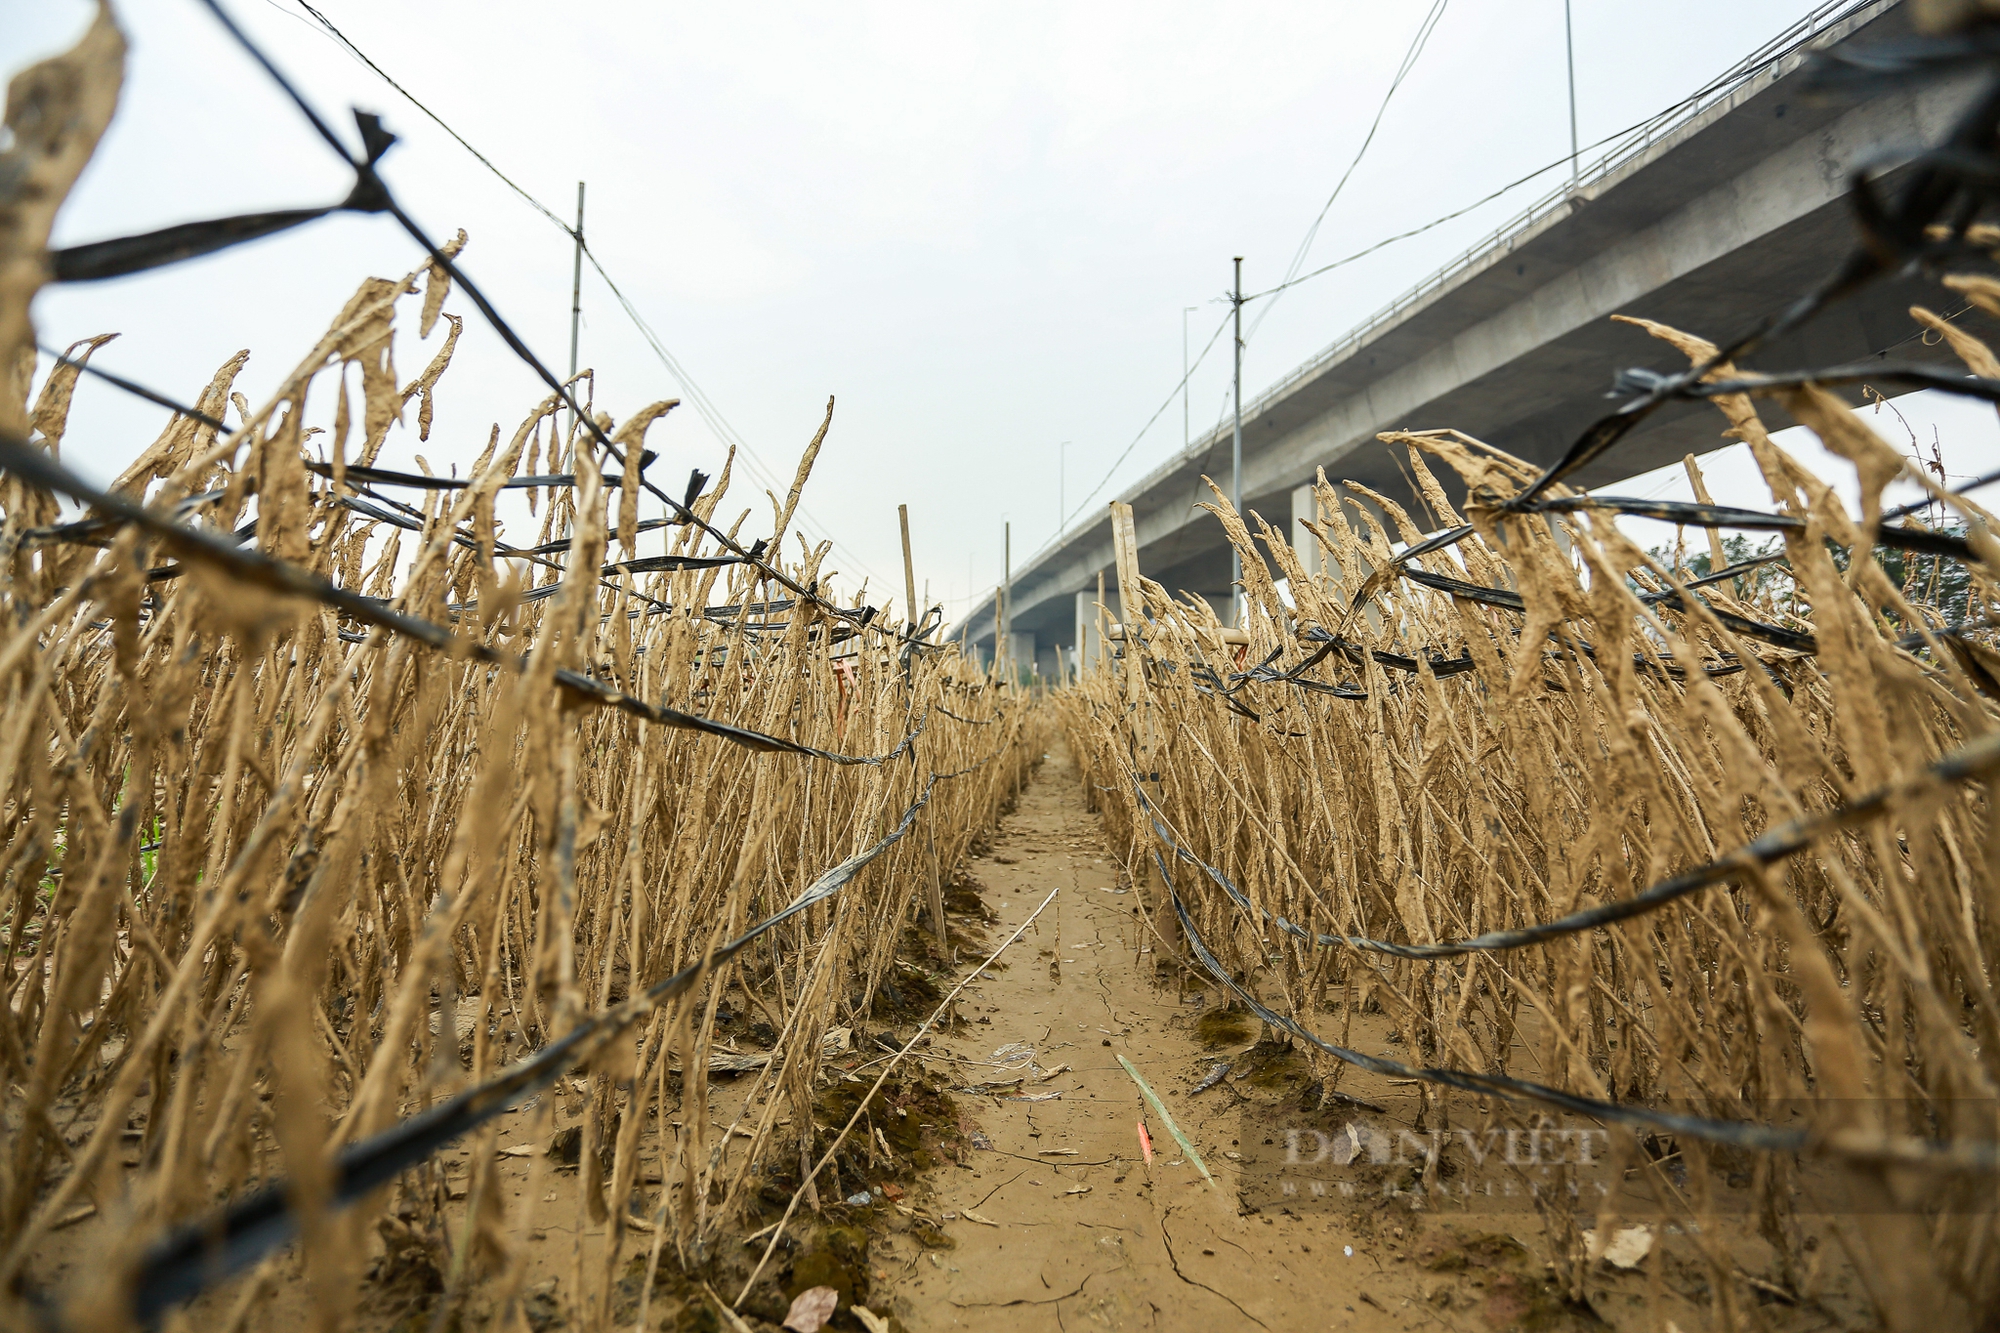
[
  {"left": 975, "top": 5, "right": 1985, "bottom": 655},
  {"left": 994, "top": 196, "right": 1972, "bottom": 653}
]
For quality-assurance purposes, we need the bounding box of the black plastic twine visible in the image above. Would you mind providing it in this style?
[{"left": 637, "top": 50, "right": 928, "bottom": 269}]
[
  {"left": 45, "top": 131, "right": 394, "bottom": 282},
  {"left": 1134, "top": 720, "right": 2000, "bottom": 960},
  {"left": 1134, "top": 779, "right": 2000, "bottom": 1170},
  {"left": 120, "top": 755, "right": 1006, "bottom": 1327},
  {"left": 0, "top": 432, "right": 924, "bottom": 766},
  {"left": 185, "top": 0, "right": 905, "bottom": 642}
]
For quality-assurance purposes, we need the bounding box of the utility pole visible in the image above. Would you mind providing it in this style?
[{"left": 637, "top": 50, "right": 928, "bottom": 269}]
[
  {"left": 568, "top": 182, "right": 586, "bottom": 436},
  {"left": 1003, "top": 520, "right": 1012, "bottom": 683},
  {"left": 1058, "top": 441, "right": 1069, "bottom": 536},
  {"left": 1183, "top": 306, "right": 1198, "bottom": 453},
  {"left": 1231, "top": 256, "right": 1244, "bottom": 629},
  {"left": 1564, "top": 1, "right": 1579, "bottom": 184}
]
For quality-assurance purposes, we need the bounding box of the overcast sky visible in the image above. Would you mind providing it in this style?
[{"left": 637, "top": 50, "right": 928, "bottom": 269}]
[{"left": 12, "top": 0, "right": 1999, "bottom": 624}]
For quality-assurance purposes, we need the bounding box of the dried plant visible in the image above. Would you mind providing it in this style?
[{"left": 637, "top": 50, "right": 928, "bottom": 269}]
[
  {"left": 0, "top": 17, "right": 1037, "bottom": 1329},
  {"left": 1065, "top": 312, "right": 2000, "bottom": 1330}
]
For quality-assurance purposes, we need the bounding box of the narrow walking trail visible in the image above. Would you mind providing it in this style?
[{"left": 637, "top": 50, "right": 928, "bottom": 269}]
[{"left": 876, "top": 740, "right": 1565, "bottom": 1333}]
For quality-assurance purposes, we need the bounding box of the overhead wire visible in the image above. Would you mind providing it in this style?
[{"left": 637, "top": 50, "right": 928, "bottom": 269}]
[
  {"left": 1241, "top": 0, "right": 1879, "bottom": 307},
  {"left": 1245, "top": 0, "right": 1450, "bottom": 346},
  {"left": 994, "top": 0, "right": 1883, "bottom": 631},
  {"left": 1050, "top": 306, "right": 1233, "bottom": 541},
  {"left": 1018, "top": 0, "right": 1454, "bottom": 596},
  {"left": 279, "top": 0, "right": 887, "bottom": 591}
]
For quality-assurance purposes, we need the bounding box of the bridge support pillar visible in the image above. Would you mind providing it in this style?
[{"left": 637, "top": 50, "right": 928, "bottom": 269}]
[
  {"left": 1074, "top": 590, "right": 1108, "bottom": 674},
  {"left": 1292, "top": 483, "right": 1326, "bottom": 581},
  {"left": 1008, "top": 632, "right": 1035, "bottom": 678}
]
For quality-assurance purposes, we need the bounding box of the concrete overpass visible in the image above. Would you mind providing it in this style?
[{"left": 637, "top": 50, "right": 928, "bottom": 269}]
[{"left": 962, "top": 0, "right": 1985, "bottom": 675}]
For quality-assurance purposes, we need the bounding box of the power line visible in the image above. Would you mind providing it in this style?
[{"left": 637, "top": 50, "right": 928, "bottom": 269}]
[
  {"left": 1240, "top": 0, "right": 1875, "bottom": 308},
  {"left": 1053, "top": 306, "right": 1234, "bottom": 540},
  {"left": 286, "top": 1, "right": 575, "bottom": 234},
  {"left": 1148, "top": 0, "right": 1451, "bottom": 568},
  {"left": 1241, "top": 158, "right": 1598, "bottom": 307},
  {"left": 280, "top": 0, "right": 886, "bottom": 587},
  {"left": 193, "top": 0, "right": 901, "bottom": 645},
  {"left": 1186, "top": 0, "right": 1881, "bottom": 464},
  {"left": 1245, "top": 0, "right": 1450, "bottom": 347},
  {"left": 975, "top": 0, "right": 1874, "bottom": 632}
]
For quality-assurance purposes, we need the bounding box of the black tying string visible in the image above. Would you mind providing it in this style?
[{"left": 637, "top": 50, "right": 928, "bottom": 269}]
[
  {"left": 1137, "top": 716, "right": 2000, "bottom": 958},
  {"left": 1507, "top": 67, "right": 2000, "bottom": 505},
  {"left": 26, "top": 0, "right": 914, "bottom": 647},
  {"left": 24, "top": 349, "right": 836, "bottom": 629},
  {"left": 47, "top": 157, "right": 392, "bottom": 283},
  {"left": 46, "top": 106, "right": 396, "bottom": 282},
  {"left": 188, "top": 0, "right": 906, "bottom": 639},
  {"left": 118, "top": 751, "right": 1009, "bottom": 1328},
  {"left": 0, "top": 432, "right": 928, "bottom": 766},
  {"left": 1525, "top": 494, "right": 1981, "bottom": 562},
  {"left": 1134, "top": 780, "right": 2000, "bottom": 1169},
  {"left": 304, "top": 456, "right": 657, "bottom": 491}
]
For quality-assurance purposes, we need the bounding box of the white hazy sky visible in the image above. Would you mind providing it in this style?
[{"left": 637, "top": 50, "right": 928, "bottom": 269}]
[{"left": 11, "top": 0, "right": 2000, "bottom": 622}]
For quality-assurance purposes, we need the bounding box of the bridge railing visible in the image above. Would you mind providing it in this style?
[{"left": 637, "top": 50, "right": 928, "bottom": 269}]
[
  {"left": 980, "top": 0, "right": 1887, "bottom": 629},
  {"left": 1230, "top": 0, "right": 1884, "bottom": 433}
]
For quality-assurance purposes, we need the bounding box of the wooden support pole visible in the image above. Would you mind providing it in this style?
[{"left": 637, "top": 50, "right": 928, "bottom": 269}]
[
  {"left": 1108, "top": 503, "right": 1176, "bottom": 951},
  {"left": 1095, "top": 570, "right": 1108, "bottom": 678},
  {"left": 1108, "top": 502, "right": 1155, "bottom": 776},
  {"left": 1682, "top": 454, "right": 1729, "bottom": 577},
  {"left": 898, "top": 504, "right": 918, "bottom": 637}
]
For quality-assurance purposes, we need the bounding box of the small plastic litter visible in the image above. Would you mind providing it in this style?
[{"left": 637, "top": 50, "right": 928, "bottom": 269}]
[{"left": 1583, "top": 1225, "right": 1654, "bottom": 1270}]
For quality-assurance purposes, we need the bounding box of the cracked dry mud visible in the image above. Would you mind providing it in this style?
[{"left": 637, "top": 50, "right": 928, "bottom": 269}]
[{"left": 877, "top": 742, "right": 1866, "bottom": 1333}]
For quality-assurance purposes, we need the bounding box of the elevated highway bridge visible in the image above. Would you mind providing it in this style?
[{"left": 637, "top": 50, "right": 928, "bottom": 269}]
[{"left": 962, "top": 0, "right": 1982, "bottom": 674}]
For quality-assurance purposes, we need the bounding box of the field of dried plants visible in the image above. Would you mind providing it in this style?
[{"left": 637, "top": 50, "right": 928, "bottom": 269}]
[
  {"left": 1063, "top": 308, "right": 2000, "bottom": 1329},
  {"left": 0, "top": 13, "right": 1046, "bottom": 1331},
  {"left": 14, "top": 6, "right": 2000, "bottom": 1333},
  {"left": 1, "top": 258, "right": 1042, "bottom": 1330},
  {"left": 3, "top": 263, "right": 1048, "bottom": 1325}
]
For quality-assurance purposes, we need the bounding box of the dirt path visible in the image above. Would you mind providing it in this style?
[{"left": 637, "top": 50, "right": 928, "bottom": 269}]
[
  {"left": 879, "top": 742, "right": 1530, "bottom": 1332},
  {"left": 873, "top": 741, "right": 1869, "bottom": 1333},
  {"left": 57, "top": 739, "right": 1865, "bottom": 1331}
]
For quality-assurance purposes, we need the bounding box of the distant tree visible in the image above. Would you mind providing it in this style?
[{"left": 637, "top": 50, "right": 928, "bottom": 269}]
[
  {"left": 1644, "top": 524, "right": 1972, "bottom": 625},
  {"left": 1829, "top": 521, "right": 1973, "bottom": 624}
]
